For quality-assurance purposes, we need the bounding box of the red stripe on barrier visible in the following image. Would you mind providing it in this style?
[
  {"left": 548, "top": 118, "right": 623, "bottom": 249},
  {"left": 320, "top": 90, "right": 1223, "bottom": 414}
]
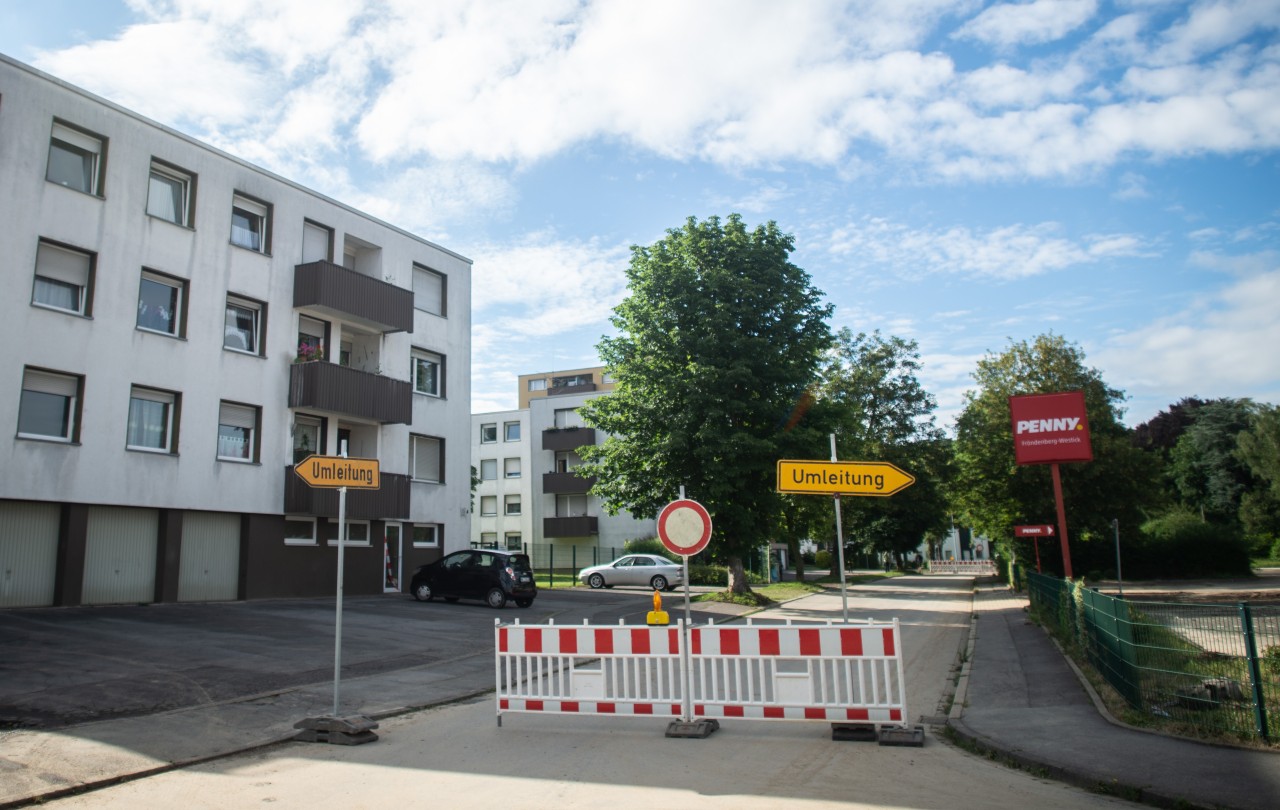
[
  {"left": 500, "top": 699, "right": 509, "bottom": 709},
  {"left": 883, "top": 628, "right": 895, "bottom": 657},
  {"left": 671, "top": 705, "right": 682, "bottom": 716},
  {"left": 595, "top": 628, "right": 614, "bottom": 654},
  {"left": 846, "top": 708, "right": 869, "bottom": 720},
  {"left": 498, "top": 628, "right": 508, "bottom": 652},
  {"left": 764, "top": 706, "right": 785, "bottom": 719},
  {"left": 563, "top": 702, "right": 580, "bottom": 712},
  {"left": 692, "top": 630, "right": 702, "bottom": 655},
  {"left": 890, "top": 709, "right": 901, "bottom": 721},
  {"left": 635, "top": 704, "right": 654, "bottom": 715},
  {"left": 805, "top": 708, "right": 826, "bottom": 720},
  {"left": 526, "top": 628, "right": 542, "bottom": 654},
  {"left": 725, "top": 705, "right": 745, "bottom": 718},
  {"left": 528, "top": 700, "right": 544, "bottom": 711},
  {"left": 694, "top": 704, "right": 706, "bottom": 715},
  {"left": 598, "top": 703, "right": 616, "bottom": 714},
  {"left": 799, "top": 628, "right": 821, "bottom": 656},
  {"left": 631, "top": 628, "right": 651, "bottom": 655},
  {"left": 760, "top": 628, "right": 780, "bottom": 656},
  {"left": 841, "top": 628, "right": 863, "bottom": 656},
  {"left": 560, "top": 628, "right": 578, "bottom": 654},
  {"left": 722, "top": 629, "right": 740, "bottom": 655},
  {"left": 669, "top": 628, "right": 679, "bottom": 653}
]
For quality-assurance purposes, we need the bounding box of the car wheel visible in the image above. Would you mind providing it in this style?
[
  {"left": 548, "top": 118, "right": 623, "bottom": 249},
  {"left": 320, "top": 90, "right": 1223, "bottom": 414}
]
[
  {"left": 650, "top": 575, "right": 668, "bottom": 591},
  {"left": 515, "top": 598, "right": 534, "bottom": 608},
  {"left": 587, "top": 573, "right": 606, "bottom": 589},
  {"left": 486, "top": 587, "right": 508, "bottom": 609},
  {"left": 412, "top": 583, "right": 432, "bottom": 602}
]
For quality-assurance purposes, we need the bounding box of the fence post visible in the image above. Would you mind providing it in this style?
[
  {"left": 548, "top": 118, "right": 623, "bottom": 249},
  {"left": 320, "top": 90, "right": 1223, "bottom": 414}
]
[
  {"left": 571, "top": 545, "right": 576, "bottom": 587},
  {"left": 1239, "top": 602, "right": 1271, "bottom": 742},
  {"left": 549, "top": 544, "right": 555, "bottom": 590}
]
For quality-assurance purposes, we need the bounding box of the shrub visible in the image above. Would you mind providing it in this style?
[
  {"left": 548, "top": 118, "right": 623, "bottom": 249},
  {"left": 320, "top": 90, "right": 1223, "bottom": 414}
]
[
  {"left": 815, "top": 550, "right": 832, "bottom": 570},
  {"left": 1130, "top": 510, "right": 1252, "bottom": 578},
  {"left": 1271, "top": 536, "right": 1280, "bottom": 561}
]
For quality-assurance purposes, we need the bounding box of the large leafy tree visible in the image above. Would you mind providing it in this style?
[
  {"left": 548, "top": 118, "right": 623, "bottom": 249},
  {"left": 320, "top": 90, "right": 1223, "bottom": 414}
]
[
  {"left": 951, "top": 334, "right": 1160, "bottom": 576},
  {"left": 1234, "top": 405, "right": 1280, "bottom": 547},
  {"left": 1168, "top": 398, "right": 1258, "bottom": 521},
  {"left": 579, "top": 215, "right": 833, "bottom": 594},
  {"left": 813, "top": 329, "right": 952, "bottom": 564}
]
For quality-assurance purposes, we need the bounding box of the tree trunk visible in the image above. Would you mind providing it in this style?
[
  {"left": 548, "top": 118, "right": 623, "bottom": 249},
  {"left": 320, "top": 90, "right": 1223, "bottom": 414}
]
[
  {"left": 789, "top": 538, "right": 806, "bottom": 583},
  {"left": 726, "top": 555, "right": 753, "bottom": 594}
]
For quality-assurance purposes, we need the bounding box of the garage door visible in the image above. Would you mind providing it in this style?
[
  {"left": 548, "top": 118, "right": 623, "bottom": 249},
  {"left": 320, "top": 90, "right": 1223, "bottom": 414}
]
[
  {"left": 83, "top": 506, "right": 157, "bottom": 605},
  {"left": 178, "top": 512, "right": 240, "bottom": 602},
  {"left": 0, "top": 501, "right": 60, "bottom": 608}
]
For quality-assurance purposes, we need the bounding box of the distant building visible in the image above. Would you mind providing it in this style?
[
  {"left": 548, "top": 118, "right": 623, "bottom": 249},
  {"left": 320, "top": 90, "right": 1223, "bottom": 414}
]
[
  {"left": 473, "top": 367, "right": 653, "bottom": 563},
  {"left": 0, "top": 55, "right": 472, "bottom": 607}
]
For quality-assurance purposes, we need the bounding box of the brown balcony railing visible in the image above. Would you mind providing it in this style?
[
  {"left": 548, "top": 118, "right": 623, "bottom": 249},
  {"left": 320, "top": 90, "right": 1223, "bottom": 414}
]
[
  {"left": 542, "top": 470, "right": 596, "bottom": 494},
  {"left": 284, "top": 468, "right": 410, "bottom": 520},
  {"left": 541, "top": 426, "right": 596, "bottom": 451},
  {"left": 543, "top": 516, "right": 598, "bottom": 537},
  {"left": 548, "top": 382, "right": 597, "bottom": 397},
  {"left": 294, "top": 260, "right": 414, "bottom": 333},
  {"left": 289, "top": 361, "right": 412, "bottom": 424}
]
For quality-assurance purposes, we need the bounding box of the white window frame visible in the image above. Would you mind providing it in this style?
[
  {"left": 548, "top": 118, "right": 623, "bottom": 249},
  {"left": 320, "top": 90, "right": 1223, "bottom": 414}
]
[
  {"left": 136, "top": 270, "right": 185, "bottom": 337},
  {"left": 412, "top": 349, "right": 443, "bottom": 397},
  {"left": 480, "top": 532, "right": 498, "bottom": 548},
  {"left": 146, "top": 160, "right": 195, "bottom": 226},
  {"left": 230, "top": 193, "right": 269, "bottom": 253},
  {"left": 504, "top": 532, "right": 522, "bottom": 551},
  {"left": 224, "top": 296, "right": 263, "bottom": 355},
  {"left": 217, "top": 401, "right": 258, "bottom": 463},
  {"left": 480, "top": 458, "right": 497, "bottom": 480},
  {"left": 504, "top": 495, "right": 522, "bottom": 516},
  {"left": 554, "top": 408, "right": 582, "bottom": 429},
  {"left": 126, "top": 386, "right": 177, "bottom": 454},
  {"left": 32, "top": 240, "right": 92, "bottom": 316},
  {"left": 504, "top": 421, "right": 521, "bottom": 442},
  {"left": 410, "top": 434, "right": 443, "bottom": 483},
  {"left": 528, "top": 378, "right": 547, "bottom": 392},
  {"left": 413, "top": 524, "right": 441, "bottom": 548},
  {"left": 284, "top": 517, "right": 317, "bottom": 546},
  {"left": 480, "top": 495, "right": 497, "bottom": 516},
  {"left": 504, "top": 457, "right": 521, "bottom": 478},
  {"left": 413, "top": 264, "right": 446, "bottom": 316},
  {"left": 47, "top": 121, "right": 104, "bottom": 196},
  {"left": 17, "top": 368, "right": 79, "bottom": 442},
  {"left": 328, "top": 519, "right": 371, "bottom": 547},
  {"left": 480, "top": 423, "right": 497, "bottom": 443}
]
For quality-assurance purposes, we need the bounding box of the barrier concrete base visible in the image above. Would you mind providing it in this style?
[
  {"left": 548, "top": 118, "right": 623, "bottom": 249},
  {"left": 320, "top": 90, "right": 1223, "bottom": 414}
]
[
  {"left": 831, "top": 723, "right": 878, "bottom": 742},
  {"left": 877, "top": 725, "right": 926, "bottom": 747},
  {"left": 293, "top": 714, "right": 380, "bottom": 745},
  {"left": 665, "top": 719, "right": 720, "bottom": 738}
]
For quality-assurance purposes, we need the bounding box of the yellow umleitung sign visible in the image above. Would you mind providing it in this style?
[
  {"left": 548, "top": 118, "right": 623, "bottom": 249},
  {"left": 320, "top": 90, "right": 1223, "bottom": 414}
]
[
  {"left": 293, "top": 455, "right": 381, "bottom": 489},
  {"left": 776, "top": 460, "right": 915, "bottom": 497}
]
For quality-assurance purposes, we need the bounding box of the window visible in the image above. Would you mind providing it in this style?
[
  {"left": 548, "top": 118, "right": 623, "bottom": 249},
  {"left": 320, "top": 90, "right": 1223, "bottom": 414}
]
[
  {"left": 136, "top": 270, "right": 186, "bottom": 336},
  {"left": 412, "top": 349, "right": 442, "bottom": 397},
  {"left": 146, "top": 160, "right": 195, "bottom": 226},
  {"left": 32, "top": 240, "right": 93, "bottom": 316},
  {"left": 528, "top": 378, "right": 547, "bottom": 392},
  {"left": 480, "top": 496, "right": 497, "bottom": 516},
  {"left": 284, "top": 518, "right": 316, "bottom": 546},
  {"left": 302, "top": 220, "right": 333, "bottom": 263},
  {"left": 293, "top": 415, "right": 323, "bottom": 463},
  {"left": 504, "top": 421, "right": 521, "bottom": 442},
  {"left": 18, "top": 368, "right": 80, "bottom": 442},
  {"left": 127, "top": 386, "right": 178, "bottom": 453},
  {"left": 328, "top": 520, "right": 370, "bottom": 547},
  {"left": 224, "top": 296, "right": 264, "bottom": 354},
  {"left": 230, "top": 194, "right": 270, "bottom": 253},
  {"left": 217, "top": 401, "right": 259, "bottom": 462},
  {"left": 553, "top": 373, "right": 592, "bottom": 388},
  {"left": 504, "top": 458, "right": 521, "bottom": 478},
  {"left": 413, "top": 524, "right": 441, "bottom": 548},
  {"left": 297, "top": 316, "right": 327, "bottom": 362},
  {"left": 413, "top": 264, "right": 446, "bottom": 316},
  {"left": 47, "top": 121, "right": 104, "bottom": 196},
  {"left": 480, "top": 532, "right": 498, "bottom": 549},
  {"left": 556, "top": 494, "right": 588, "bottom": 517},
  {"left": 505, "top": 495, "right": 521, "bottom": 516},
  {"left": 504, "top": 532, "right": 522, "bottom": 551},
  {"left": 410, "top": 435, "right": 443, "bottom": 483},
  {"left": 480, "top": 459, "right": 497, "bottom": 480},
  {"left": 554, "top": 408, "right": 582, "bottom": 429},
  {"left": 480, "top": 423, "right": 497, "bottom": 443}
]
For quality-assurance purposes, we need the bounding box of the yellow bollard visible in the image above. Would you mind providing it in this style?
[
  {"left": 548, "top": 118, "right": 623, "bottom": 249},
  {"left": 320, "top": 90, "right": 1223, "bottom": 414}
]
[{"left": 646, "top": 589, "right": 670, "bottom": 625}]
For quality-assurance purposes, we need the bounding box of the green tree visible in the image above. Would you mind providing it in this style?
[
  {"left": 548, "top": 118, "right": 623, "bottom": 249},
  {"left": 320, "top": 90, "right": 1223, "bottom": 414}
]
[
  {"left": 1236, "top": 405, "right": 1280, "bottom": 550},
  {"left": 579, "top": 215, "right": 833, "bottom": 594},
  {"left": 951, "top": 334, "right": 1160, "bottom": 576},
  {"left": 1169, "top": 398, "right": 1258, "bottom": 521},
  {"left": 814, "top": 329, "right": 952, "bottom": 565}
]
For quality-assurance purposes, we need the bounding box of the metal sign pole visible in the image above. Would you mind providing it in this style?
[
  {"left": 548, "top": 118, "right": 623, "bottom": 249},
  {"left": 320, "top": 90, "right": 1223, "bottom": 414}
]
[
  {"left": 333, "top": 441, "right": 348, "bottom": 717},
  {"left": 831, "top": 434, "right": 849, "bottom": 624}
]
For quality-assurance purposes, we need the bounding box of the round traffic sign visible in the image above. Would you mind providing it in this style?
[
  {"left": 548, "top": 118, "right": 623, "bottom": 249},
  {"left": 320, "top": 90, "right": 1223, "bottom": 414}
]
[{"left": 657, "top": 499, "right": 712, "bottom": 557}]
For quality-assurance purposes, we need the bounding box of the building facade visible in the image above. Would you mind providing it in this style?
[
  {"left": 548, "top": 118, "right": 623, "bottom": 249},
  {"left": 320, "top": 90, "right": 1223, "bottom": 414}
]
[
  {"left": 0, "top": 56, "right": 472, "bottom": 607},
  {"left": 470, "top": 409, "right": 533, "bottom": 551}
]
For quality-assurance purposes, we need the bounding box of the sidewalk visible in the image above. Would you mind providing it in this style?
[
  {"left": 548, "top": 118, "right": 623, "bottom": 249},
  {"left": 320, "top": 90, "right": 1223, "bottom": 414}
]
[{"left": 950, "top": 585, "right": 1280, "bottom": 810}]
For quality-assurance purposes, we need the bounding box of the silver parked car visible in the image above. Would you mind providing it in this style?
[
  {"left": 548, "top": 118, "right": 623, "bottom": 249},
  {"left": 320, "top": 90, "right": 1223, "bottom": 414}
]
[{"left": 578, "top": 554, "right": 684, "bottom": 591}]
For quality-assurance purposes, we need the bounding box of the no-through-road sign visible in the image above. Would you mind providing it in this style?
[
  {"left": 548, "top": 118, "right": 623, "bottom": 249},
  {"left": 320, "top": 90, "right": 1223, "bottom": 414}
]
[
  {"left": 293, "top": 455, "right": 381, "bottom": 489},
  {"left": 776, "top": 460, "right": 915, "bottom": 497},
  {"left": 657, "top": 499, "right": 713, "bottom": 557}
]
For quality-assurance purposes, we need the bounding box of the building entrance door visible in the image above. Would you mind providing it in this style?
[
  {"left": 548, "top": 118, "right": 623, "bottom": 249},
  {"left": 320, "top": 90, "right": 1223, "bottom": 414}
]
[{"left": 383, "top": 523, "right": 402, "bottom": 593}]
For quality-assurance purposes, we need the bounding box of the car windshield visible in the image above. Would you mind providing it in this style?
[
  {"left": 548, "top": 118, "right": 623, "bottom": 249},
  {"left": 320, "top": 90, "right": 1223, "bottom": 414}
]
[{"left": 507, "top": 554, "right": 532, "bottom": 572}]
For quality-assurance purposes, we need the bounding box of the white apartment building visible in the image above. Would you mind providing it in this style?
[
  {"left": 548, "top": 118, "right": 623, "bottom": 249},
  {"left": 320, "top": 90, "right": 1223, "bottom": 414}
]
[
  {"left": 472, "top": 368, "right": 654, "bottom": 566},
  {"left": 0, "top": 55, "right": 472, "bottom": 606}
]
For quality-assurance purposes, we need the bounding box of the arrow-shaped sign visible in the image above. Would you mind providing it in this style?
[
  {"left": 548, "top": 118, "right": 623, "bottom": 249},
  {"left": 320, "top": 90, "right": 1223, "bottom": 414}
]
[
  {"left": 776, "top": 460, "right": 915, "bottom": 497},
  {"left": 1014, "top": 524, "right": 1055, "bottom": 537},
  {"left": 293, "top": 455, "right": 381, "bottom": 489}
]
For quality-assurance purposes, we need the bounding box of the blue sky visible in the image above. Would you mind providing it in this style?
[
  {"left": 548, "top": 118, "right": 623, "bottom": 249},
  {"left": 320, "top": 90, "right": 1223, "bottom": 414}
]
[{"left": 3, "top": 1, "right": 1277, "bottom": 429}]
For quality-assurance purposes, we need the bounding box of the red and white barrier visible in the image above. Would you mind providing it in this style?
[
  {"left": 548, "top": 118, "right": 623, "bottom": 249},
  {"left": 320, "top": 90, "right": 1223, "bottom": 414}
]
[
  {"left": 928, "top": 560, "right": 997, "bottom": 575},
  {"left": 496, "top": 617, "right": 907, "bottom": 731}
]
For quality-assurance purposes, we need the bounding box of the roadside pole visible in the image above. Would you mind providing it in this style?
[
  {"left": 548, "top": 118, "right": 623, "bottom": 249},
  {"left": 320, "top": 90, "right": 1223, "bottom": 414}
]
[
  {"left": 332, "top": 441, "right": 347, "bottom": 717},
  {"left": 830, "top": 434, "right": 849, "bottom": 624}
]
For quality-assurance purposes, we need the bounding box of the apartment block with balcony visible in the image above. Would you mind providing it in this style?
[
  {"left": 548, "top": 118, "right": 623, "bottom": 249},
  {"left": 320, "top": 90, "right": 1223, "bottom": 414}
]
[
  {"left": 470, "top": 410, "right": 532, "bottom": 551},
  {"left": 0, "top": 56, "right": 472, "bottom": 607}
]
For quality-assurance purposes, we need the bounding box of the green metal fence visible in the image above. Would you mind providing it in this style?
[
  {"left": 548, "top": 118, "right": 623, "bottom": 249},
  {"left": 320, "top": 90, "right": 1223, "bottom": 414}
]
[{"left": 1027, "top": 571, "right": 1278, "bottom": 744}]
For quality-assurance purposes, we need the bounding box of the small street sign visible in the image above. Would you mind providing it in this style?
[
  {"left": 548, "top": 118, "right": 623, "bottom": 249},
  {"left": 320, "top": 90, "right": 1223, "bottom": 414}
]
[
  {"left": 293, "top": 455, "right": 381, "bottom": 489},
  {"left": 1014, "top": 524, "right": 1056, "bottom": 537},
  {"left": 776, "top": 460, "right": 915, "bottom": 497},
  {"left": 657, "top": 499, "right": 713, "bottom": 557}
]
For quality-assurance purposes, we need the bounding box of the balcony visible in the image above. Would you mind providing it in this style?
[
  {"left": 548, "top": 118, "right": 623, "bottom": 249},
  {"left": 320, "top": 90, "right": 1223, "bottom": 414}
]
[
  {"left": 294, "top": 261, "right": 414, "bottom": 334},
  {"left": 543, "top": 516, "right": 599, "bottom": 537},
  {"left": 542, "top": 426, "right": 596, "bottom": 451},
  {"left": 289, "top": 361, "right": 412, "bottom": 424},
  {"left": 548, "top": 381, "right": 597, "bottom": 397},
  {"left": 543, "top": 470, "right": 596, "bottom": 495},
  {"left": 284, "top": 468, "right": 410, "bottom": 520}
]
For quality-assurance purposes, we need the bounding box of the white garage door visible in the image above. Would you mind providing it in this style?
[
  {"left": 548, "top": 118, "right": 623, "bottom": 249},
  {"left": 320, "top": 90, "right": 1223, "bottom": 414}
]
[
  {"left": 0, "top": 501, "right": 60, "bottom": 607},
  {"left": 83, "top": 506, "right": 157, "bottom": 605},
  {"left": 178, "top": 512, "right": 240, "bottom": 602}
]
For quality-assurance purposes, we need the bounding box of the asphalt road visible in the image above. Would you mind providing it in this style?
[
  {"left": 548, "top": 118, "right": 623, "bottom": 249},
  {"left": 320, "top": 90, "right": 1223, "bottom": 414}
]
[{"left": 0, "top": 586, "right": 723, "bottom": 729}]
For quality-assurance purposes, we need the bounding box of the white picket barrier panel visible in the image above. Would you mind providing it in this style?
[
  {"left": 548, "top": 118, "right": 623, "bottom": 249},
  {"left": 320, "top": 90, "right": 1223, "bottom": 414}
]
[
  {"left": 496, "top": 617, "right": 908, "bottom": 731},
  {"left": 928, "top": 559, "right": 997, "bottom": 575}
]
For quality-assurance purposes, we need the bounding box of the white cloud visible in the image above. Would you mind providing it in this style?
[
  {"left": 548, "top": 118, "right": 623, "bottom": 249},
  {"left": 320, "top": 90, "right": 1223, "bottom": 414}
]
[{"left": 955, "top": 0, "right": 1099, "bottom": 48}]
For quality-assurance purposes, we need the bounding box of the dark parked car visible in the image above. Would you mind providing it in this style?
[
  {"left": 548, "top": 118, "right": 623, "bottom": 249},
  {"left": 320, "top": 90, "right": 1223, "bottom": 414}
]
[{"left": 410, "top": 549, "right": 537, "bottom": 608}]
